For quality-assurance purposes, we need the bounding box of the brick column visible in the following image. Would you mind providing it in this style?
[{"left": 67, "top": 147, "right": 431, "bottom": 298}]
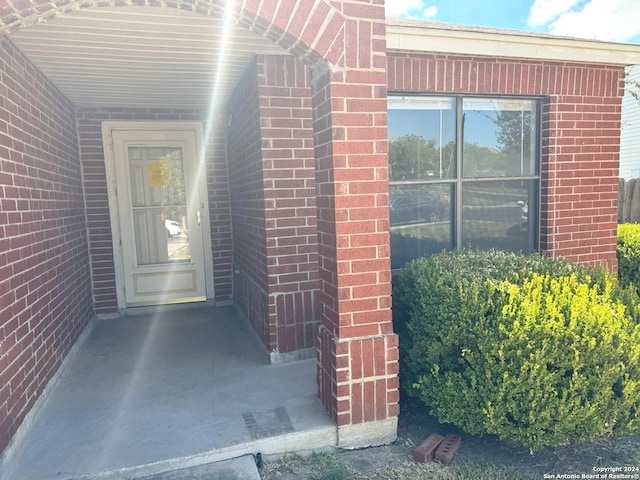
[
  {"left": 257, "top": 55, "right": 319, "bottom": 360},
  {"left": 236, "top": 0, "right": 399, "bottom": 444},
  {"left": 310, "top": 6, "right": 399, "bottom": 446}
]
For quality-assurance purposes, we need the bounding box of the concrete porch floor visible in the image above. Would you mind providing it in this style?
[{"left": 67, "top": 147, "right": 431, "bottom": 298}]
[{"left": 0, "top": 306, "right": 336, "bottom": 480}]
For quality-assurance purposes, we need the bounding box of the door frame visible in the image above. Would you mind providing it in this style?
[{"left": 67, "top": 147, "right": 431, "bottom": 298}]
[{"left": 101, "top": 121, "right": 214, "bottom": 310}]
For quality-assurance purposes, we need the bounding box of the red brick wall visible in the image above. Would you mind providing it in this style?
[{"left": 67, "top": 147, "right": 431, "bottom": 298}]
[
  {"left": 311, "top": 2, "right": 398, "bottom": 429},
  {"left": 76, "top": 109, "right": 233, "bottom": 312},
  {"left": 257, "top": 55, "right": 318, "bottom": 354},
  {"left": 387, "top": 52, "right": 624, "bottom": 271},
  {"left": 0, "top": 37, "right": 94, "bottom": 453},
  {"left": 227, "top": 59, "right": 270, "bottom": 347},
  {"left": 228, "top": 55, "right": 320, "bottom": 356},
  {"left": 206, "top": 124, "right": 234, "bottom": 302},
  {"left": 228, "top": 55, "right": 318, "bottom": 353}
]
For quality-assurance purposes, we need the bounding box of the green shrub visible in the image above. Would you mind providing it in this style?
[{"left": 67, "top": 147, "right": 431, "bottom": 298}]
[
  {"left": 618, "top": 223, "right": 640, "bottom": 291},
  {"left": 395, "top": 249, "right": 640, "bottom": 451}
]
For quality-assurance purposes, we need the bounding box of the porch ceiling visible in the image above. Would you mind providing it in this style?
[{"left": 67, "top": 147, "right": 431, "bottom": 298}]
[{"left": 8, "top": 7, "right": 287, "bottom": 109}]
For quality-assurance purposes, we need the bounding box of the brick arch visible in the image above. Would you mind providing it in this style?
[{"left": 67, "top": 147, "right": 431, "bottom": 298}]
[{"left": 0, "top": 0, "right": 349, "bottom": 67}]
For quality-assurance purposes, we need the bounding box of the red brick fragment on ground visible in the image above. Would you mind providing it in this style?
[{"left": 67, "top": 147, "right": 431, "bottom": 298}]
[
  {"left": 413, "top": 433, "right": 445, "bottom": 463},
  {"left": 435, "top": 433, "right": 462, "bottom": 464}
]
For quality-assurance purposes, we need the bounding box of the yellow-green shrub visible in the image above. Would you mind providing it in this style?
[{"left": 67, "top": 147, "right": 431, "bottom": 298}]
[
  {"left": 395, "top": 250, "right": 640, "bottom": 451},
  {"left": 618, "top": 223, "right": 640, "bottom": 292}
]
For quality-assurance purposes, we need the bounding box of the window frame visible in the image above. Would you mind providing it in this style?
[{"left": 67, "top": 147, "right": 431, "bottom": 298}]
[{"left": 388, "top": 93, "right": 543, "bottom": 262}]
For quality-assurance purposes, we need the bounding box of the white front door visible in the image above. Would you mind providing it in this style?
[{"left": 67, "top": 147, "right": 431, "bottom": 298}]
[{"left": 107, "top": 126, "right": 209, "bottom": 307}]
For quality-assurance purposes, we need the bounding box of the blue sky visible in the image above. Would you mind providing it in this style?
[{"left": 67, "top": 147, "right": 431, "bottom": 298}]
[{"left": 385, "top": 0, "right": 640, "bottom": 44}]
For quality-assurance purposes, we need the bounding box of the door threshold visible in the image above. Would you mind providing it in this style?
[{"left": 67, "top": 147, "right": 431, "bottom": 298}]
[
  {"left": 125, "top": 295, "right": 207, "bottom": 308},
  {"left": 97, "top": 299, "right": 219, "bottom": 319}
]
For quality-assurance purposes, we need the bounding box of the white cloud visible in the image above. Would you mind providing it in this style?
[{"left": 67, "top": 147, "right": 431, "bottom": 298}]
[
  {"left": 529, "top": 0, "right": 640, "bottom": 43},
  {"left": 385, "top": 0, "right": 426, "bottom": 17},
  {"left": 551, "top": 0, "right": 640, "bottom": 42},
  {"left": 385, "top": 0, "right": 438, "bottom": 20},
  {"left": 423, "top": 6, "right": 438, "bottom": 19},
  {"left": 528, "top": 0, "right": 583, "bottom": 27}
]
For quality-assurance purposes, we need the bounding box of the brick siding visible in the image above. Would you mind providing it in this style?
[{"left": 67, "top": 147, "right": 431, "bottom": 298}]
[
  {"left": 387, "top": 52, "right": 625, "bottom": 271},
  {"left": 76, "top": 108, "right": 233, "bottom": 312},
  {"left": 227, "top": 58, "right": 271, "bottom": 347},
  {"left": 228, "top": 55, "right": 320, "bottom": 355},
  {"left": 257, "top": 55, "right": 319, "bottom": 354},
  {"left": 0, "top": 37, "right": 94, "bottom": 453},
  {"left": 311, "top": 2, "right": 398, "bottom": 427}
]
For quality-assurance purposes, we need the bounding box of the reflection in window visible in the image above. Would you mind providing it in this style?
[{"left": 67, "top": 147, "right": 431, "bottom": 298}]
[
  {"left": 463, "top": 98, "right": 537, "bottom": 178},
  {"left": 462, "top": 180, "right": 537, "bottom": 253},
  {"left": 388, "top": 97, "right": 457, "bottom": 269},
  {"left": 388, "top": 95, "right": 541, "bottom": 269},
  {"left": 388, "top": 97, "right": 456, "bottom": 181},
  {"left": 389, "top": 184, "right": 453, "bottom": 269}
]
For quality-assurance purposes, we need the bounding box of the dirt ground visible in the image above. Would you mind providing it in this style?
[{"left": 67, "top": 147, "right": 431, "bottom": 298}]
[
  {"left": 259, "top": 397, "right": 640, "bottom": 480},
  {"left": 400, "top": 398, "right": 640, "bottom": 476}
]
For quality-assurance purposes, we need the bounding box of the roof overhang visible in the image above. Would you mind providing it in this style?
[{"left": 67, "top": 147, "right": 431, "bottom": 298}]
[
  {"left": 7, "top": 7, "right": 287, "bottom": 109},
  {"left": 7, "top": 11, "right": 640, "bottom": 110},
  {"left": 386, "top": 18, "right": 640, "bottom": 66}
]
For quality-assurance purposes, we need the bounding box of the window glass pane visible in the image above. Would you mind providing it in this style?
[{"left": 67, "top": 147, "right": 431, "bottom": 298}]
[
  {"left": 462, "top": 98, "right": 537, "bottom": 178},
  {"left": 388, "top": 96, "right": 456, "bottom": 180},
  {"left": 390, "top": 183, "right": 453, "bottom": 269},
  {"left": 461, "top": 180, "right": 537, "bottom": 253},
  {"left": 128, "top": 147, "right": 190, "bottom": 266}
]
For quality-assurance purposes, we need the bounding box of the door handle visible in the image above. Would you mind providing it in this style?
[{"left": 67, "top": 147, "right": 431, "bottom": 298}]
[{"left": 196, "top": 210, "right": 201, "bottom": 225}]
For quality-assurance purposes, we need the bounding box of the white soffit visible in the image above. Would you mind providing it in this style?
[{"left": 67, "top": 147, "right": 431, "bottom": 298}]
[
  {"left": 386, "top": 18, "right": 640, "bottom": 66},
  {"left": 8, "top": 7, "right": 288, "bottom": 109}
]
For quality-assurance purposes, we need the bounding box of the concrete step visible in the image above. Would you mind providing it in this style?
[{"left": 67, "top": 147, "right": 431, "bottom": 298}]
[{"left": 137, "top": 456, "right": 260, "bottom": 480}]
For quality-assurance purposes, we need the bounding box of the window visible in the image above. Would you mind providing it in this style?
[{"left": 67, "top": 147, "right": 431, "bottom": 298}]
[{"left": 388, "top": 95, "right": 540, "bottom": 269}]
